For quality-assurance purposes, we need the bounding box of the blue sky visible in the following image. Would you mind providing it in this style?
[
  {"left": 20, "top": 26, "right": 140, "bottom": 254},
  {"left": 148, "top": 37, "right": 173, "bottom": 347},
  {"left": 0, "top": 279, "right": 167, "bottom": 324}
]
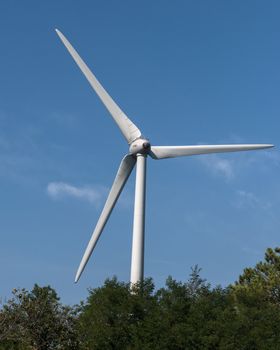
[{"left": 0, "top": 1, "right": 279, "bottom": 304}]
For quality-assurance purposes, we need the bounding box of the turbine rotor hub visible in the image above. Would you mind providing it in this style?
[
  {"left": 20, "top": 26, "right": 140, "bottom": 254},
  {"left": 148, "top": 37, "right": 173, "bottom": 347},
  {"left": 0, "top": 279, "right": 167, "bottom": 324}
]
[{"left": 129, "top": 138, "right": 151, "bottom": 155}]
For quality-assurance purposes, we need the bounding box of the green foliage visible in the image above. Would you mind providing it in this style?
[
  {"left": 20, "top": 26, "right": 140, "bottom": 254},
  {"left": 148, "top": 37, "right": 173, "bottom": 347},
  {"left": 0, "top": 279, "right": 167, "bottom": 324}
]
[
  {"left": 78, "top": 276, "right": 161, "bottom": 350},
  {"left": 0, "top": 284, "right": 80, "bottom": 350},
  {"left": 233, "top": 247, "right": 280, "bottom": 303},
  {"left": 226, "top": 247, "right": 280, "bottom": 349},
  {"left": 2, "top": 248, "right": 280, "bottom": 349}
]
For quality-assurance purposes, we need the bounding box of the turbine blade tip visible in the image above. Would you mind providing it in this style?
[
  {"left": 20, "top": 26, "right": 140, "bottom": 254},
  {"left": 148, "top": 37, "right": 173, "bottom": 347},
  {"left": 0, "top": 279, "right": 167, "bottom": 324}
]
[
  {"left": 75, "top": 270, "right": 81, "bottom": 283},
  {"left": 55, "top": 29, "right": 64, "bottom": 38}
]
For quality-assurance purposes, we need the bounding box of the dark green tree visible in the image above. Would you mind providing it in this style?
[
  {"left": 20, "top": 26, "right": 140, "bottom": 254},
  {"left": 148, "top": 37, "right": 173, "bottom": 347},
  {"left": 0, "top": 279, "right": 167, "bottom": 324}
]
[
  {"left": 2, "top": 247, "right": 280, "bottom": 350},
  {"left": 78, "top": 277, "right": 161, "bottom": 350},
  {"left": 0, "top": 284, "right": 80, "bottom": 350},
  {"left": 78, "top": 277, "right": 132, "bottom": 349},
  {"left": 227, "top": 247, "right": 280, "bottom": 349},
  {"left": 233, "top": 247, "right": 280, "bottom": 303}
]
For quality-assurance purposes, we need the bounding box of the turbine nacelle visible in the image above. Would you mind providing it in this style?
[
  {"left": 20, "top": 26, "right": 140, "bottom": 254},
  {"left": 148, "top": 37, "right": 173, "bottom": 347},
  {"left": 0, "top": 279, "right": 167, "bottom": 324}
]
[{"left": 129, "top": 138, "right": 151, "bottom": 155}]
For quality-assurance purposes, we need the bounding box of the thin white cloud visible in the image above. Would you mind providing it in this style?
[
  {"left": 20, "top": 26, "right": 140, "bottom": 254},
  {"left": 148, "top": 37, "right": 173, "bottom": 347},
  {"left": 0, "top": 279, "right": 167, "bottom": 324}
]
[
  {"left": 47, "top": 182, "right": 108, "bottom": 205},
  {"left": 195, "top": 137, "right": 277, "bottom": 182},
  {"left": 257, "top": 150, "right": 280, "bottom": 168},
  {"left": 197, "top": 154, "right": 234, "bottom": 181},
  {"left": 234, "top": 190, "right": 271, "bottom": 210}
]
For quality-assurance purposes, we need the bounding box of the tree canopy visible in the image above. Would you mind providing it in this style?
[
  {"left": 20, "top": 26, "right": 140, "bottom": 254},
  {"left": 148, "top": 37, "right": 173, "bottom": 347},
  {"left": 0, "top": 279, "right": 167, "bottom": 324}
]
[{"left": 1, "top": 248, "right": 280, "bottom": 349}]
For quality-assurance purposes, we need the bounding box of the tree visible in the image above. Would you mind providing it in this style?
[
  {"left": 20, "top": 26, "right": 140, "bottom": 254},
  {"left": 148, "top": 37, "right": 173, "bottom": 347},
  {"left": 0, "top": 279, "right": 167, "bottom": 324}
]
[
  {"left": 0, "top": 284, "right": 80, "bottom": 350},
  {"left": 78, "top": 277, "right": 162, "bottom": 350},
  {"left": 232, "top": 247, "right": 280, "bottom": 304},
  {"left": 227, "top": 247, "right": 280, "bottom": 349},
  {"left": 2, "top": 247, "right": 280, "bottom": 349}
]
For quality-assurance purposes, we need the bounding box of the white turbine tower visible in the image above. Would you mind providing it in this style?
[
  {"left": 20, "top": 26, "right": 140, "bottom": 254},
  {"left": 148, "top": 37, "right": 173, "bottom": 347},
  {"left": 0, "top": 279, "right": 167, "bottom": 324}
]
[{"left": 55, "top": 29, "right": 274, "bottom": 285}]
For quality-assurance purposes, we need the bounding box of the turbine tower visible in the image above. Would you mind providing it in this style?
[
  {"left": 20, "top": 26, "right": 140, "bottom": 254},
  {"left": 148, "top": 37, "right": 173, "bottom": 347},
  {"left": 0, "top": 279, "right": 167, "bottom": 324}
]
[{"left": 55, "top": 29, "right": 274, "bottom": 285}]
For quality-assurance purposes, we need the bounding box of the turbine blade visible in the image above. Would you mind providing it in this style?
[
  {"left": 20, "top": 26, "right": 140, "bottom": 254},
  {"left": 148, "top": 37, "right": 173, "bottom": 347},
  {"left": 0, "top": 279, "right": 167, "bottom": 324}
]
[
  {"left": 150, "top": 144, "right": 274, "bottom": 159},
  {"left": 75, "top": 154, "right": 136, "bottom": 283},
  {"left": 55, "top": 29, "right": 142, "bottom": 144}
]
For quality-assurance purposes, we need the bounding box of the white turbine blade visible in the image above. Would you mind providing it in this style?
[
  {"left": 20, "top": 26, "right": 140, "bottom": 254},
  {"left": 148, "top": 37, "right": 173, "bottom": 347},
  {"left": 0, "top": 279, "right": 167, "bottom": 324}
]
[
  {"left": 150, "top": 144, "right": 274, "bottom": 159},
  {"left": 55, "top": 29, "right": 141, "bottom": 144},
  {"left": 75, "top": 154, "right": 136, "bottom": 283}
]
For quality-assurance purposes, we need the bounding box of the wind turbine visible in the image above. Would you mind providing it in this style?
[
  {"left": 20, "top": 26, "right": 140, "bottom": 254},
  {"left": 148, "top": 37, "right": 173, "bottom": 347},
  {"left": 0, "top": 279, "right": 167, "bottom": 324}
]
[{"left": 55, "top": 29, "right": 273, "bottom": 285}]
